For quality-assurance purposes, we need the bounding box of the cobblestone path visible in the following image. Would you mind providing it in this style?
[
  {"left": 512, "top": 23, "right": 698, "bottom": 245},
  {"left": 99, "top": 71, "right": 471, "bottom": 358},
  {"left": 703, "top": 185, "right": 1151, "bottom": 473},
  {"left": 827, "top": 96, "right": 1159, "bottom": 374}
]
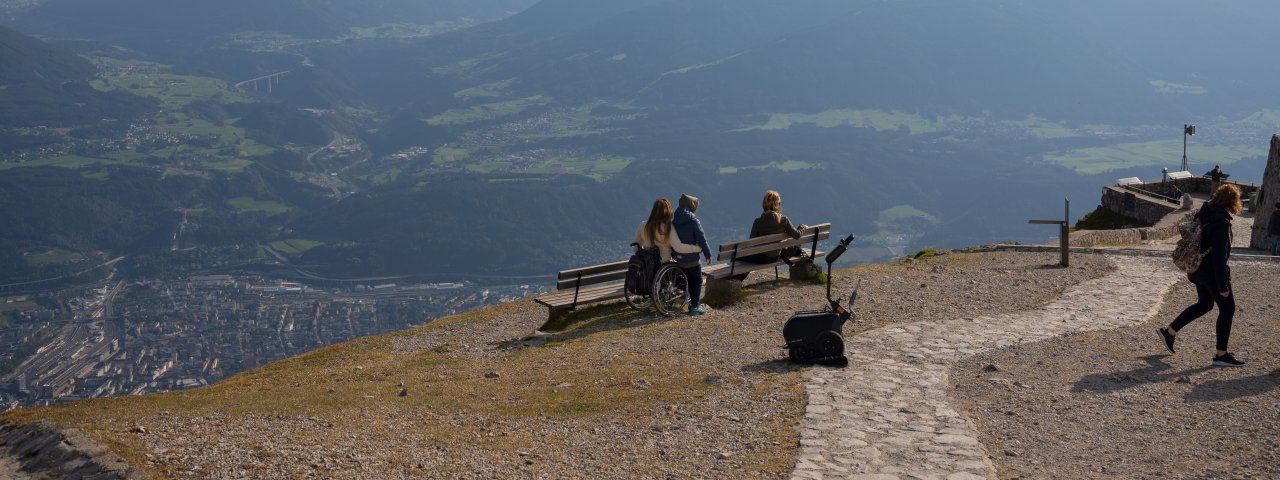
[{"left": 790, "top": 255, "right": 1179, "bottom": 480}]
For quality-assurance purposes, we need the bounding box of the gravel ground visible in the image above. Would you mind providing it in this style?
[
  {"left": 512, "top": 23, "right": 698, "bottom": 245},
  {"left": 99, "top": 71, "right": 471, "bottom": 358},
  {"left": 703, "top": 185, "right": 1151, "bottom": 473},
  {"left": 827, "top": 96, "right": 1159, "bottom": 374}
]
[
  {"left": 0, "top": 455, "right": 32, "bottom": 479},
  {"left": 1, "top": 251, "right": 1112, "bottom": 479},
  {"left": 953, "top": 260, "right": 1280, "bottom": 480}
]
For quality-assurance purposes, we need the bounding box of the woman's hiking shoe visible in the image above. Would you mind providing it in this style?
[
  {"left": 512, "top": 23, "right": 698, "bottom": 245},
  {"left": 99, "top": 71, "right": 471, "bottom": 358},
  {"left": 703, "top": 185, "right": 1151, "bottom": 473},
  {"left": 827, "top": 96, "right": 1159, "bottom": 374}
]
[
  {"left": 1212, "top": 352, "right": 1245, "bottom": 367},
  {"left": 688, "top": 305, "right": 707, "bottom": 316},
  {"left": 1157, "top": 327, "right": 1176, "bottom": 354}
]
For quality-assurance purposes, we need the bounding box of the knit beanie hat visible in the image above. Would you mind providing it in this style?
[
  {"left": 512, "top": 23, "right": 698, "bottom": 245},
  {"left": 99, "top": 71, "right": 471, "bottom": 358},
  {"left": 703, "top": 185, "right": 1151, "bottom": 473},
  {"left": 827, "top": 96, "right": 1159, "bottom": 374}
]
[{"left": 679, "top": 193, "right": 699, "bottom": 213}]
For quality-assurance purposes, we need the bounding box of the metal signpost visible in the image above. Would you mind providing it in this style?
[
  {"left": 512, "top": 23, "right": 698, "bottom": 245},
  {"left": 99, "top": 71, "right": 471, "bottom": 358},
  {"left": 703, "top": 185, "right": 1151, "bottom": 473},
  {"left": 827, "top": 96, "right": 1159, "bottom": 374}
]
[{"left": 1028, "top": 197, "right": 1070, "bottom": 267}]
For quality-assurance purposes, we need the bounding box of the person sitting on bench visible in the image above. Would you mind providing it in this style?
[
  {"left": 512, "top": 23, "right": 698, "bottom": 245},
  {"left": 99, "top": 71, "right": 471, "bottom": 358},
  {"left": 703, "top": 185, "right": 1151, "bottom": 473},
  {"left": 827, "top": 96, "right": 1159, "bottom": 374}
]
[
  {"left": 634, "top": 198, "right": 702, "bottom": 263},
  {"left": 733, "top": 190, "right": 807, "bottom": 281}
]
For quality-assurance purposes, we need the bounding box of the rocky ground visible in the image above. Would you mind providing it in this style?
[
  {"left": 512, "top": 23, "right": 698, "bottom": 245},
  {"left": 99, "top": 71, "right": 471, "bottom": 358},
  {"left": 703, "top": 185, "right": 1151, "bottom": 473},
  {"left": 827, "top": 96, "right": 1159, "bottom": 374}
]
[
  {"left": 953, "top": 260, "right": 1280, "bottom": 479},
  {"left": 0, "top": 251, "right": 1111, "bottom": 479}
]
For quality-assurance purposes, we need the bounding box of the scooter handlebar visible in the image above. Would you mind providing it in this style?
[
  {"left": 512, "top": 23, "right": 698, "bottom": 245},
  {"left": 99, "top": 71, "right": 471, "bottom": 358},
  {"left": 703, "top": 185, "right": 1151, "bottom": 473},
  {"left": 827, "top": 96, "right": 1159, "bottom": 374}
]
[{"left": 826, "top": 234, "right": 856, "bottom": 265}]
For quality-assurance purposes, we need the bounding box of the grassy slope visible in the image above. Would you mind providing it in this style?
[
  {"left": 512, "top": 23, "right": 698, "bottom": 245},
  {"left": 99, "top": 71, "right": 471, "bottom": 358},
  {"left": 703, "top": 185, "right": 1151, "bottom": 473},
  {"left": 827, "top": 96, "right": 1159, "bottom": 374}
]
[{"left": 0, "top": 296, "right": 802, "bottom": 478}]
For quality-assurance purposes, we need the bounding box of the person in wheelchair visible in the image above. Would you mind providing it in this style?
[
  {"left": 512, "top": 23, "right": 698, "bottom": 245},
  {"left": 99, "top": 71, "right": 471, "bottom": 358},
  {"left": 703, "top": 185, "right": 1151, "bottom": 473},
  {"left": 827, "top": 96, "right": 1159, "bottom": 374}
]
[
  {"left": 733, "top": 190, "right": 808, "bottom": 281},
  {"left": 629, "top": 198, "right": 703, "bottom": 317},
  {"left": 633, "top": 198, "right": 702, "bottom": 262}
]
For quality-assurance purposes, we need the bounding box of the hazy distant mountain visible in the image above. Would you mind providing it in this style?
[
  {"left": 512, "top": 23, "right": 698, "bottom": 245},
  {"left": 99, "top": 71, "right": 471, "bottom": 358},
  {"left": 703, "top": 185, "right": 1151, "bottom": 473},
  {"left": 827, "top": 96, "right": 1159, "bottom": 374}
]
[
  {"left": 358, "top": 0, "right": 1280, "bottom": 125},
  {"left": 6, "top": 0, "right": 537, "bottom": 50},
  {"left": 0, "top": 23, "right": 93, "bottom": 83},
  {"left": 0, "top": 25, "right": 154, "bottom": 129}
]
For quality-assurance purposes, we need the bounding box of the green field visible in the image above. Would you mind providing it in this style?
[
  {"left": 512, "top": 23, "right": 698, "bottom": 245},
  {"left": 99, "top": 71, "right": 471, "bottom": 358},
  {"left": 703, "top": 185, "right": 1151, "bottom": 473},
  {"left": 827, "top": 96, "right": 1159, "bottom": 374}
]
[
  {"left": 346, "top": 21, "right": 461, "bottom": 39},
  {"left": 91, "top": 58, "right": 255, "bottom": 110},
  {"left": 425, "top": 96, "right": 551, "bottom": 126},
  {"left": 719, "top": 160, "right": 817, "bottom": 174},
  {"left": 454, "top": 80, "right": 513, "bottom": 99},
  {"left": 364, "top": 167, "right": 402, "bottom": 185},
  {"left": 877, "top": 205, "right": 938, "bottom": 226},
  {"left": 736, "top": 109, "right": 946, "bottom": 135},
  {"left": 873, "top": 205, "right": 939, "bottom": 240},
  {"left": 735, "top": 110, "right": 1080, "bottom": 140},
  {"left": 0, "top": 155, "right": 133, "bottom": 171},
  {"left": 513, "top": 108, "right": 618, "bottom": 140},
  {"left": 227, "top": 197, "right": 290, "bottom": 216},
  {"left": 269, "top": 239, "right": 323, "bottom": 256},
  {"left": 85, "top": 58, "right": 271, "bottom": 173},
  {"left": 24, "top": 249, "right": 85, "bottom": 267},
  {"left": 441, "top": 150, "right": 632, "bottom": 181},
  {"left": 525, "top": 156, "right": 633, "bottom": 181},
  {"left": 81, "top": 170, "right": 111, "bottom": 180},
  {"left": 1043, "top": 141, "right": 1265, "bottom": 175},
  {"left": 431, "top": 147, "right": 472, "bottom": 165}
]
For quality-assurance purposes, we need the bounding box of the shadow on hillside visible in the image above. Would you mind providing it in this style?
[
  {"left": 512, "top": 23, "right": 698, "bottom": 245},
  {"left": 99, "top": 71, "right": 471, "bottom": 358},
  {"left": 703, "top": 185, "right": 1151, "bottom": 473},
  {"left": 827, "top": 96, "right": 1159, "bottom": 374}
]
[
  {"left": 741, "top": 358, "right": 805, "bottom": 374},
  {"left": 1186, "top": 368, "right": 1280, "bottom": 403},
  {"left": 1071, "top": 354, "right": 1212, "bottom": 394},
  {"left": 534, "top": 279, "right": 796, "bottom": 344},
  {"left": 535, "top": 302, "right": 680, "bottom": 344}
]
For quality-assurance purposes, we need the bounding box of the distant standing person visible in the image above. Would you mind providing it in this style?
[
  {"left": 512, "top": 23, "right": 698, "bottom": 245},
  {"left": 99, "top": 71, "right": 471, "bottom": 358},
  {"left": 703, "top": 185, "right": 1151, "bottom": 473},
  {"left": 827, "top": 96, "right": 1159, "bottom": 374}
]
[
  {"left": 672, "top": 194, "right": 713, "bottom": 316},
  {"left": 733, "top": 190, "right": 808, "bottom": 281},
  {"left": 1157, "top": 184, "right": 1245, "bottom": 367},
  {"left": 1268, "top": 202, "right": 1280, "bottom": 256},
  {"left": 1210, "top": 164, "right": 1224, "bottom": 191}
]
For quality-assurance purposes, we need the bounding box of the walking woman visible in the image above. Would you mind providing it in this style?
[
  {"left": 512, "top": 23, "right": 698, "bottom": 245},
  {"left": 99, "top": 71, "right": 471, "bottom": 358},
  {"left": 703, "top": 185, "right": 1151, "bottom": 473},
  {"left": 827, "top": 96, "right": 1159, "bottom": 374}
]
[{"left": 1157, "top": 184, "right": 1245, "bottom": 367}]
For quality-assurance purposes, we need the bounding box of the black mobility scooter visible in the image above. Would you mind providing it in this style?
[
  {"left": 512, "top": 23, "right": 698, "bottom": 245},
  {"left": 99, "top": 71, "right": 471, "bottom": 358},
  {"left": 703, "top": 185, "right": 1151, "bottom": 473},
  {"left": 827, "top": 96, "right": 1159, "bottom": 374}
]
[{"left": 783, "top": 234, "right": 859, "bottom": 367}]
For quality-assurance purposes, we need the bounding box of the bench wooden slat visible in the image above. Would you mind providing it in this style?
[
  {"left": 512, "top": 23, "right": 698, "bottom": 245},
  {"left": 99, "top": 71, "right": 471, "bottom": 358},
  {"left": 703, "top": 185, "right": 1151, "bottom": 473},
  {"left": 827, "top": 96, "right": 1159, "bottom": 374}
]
[
  {"left": 534, "top": 284, "right": 626, "bottom": 308},
  {"left": 716, "top": 223, "right": 831, "bottom": 251},
  {"left": 536, "top": 287, "right": 622, "bottom": 306},
  {"left": 554, "top": 270, "right": 627, "bottom": 290},
  {"left": 716, "top": 230, "right": 830, "bottom": 261},
  {"left": 718, "top": 232, "right": 793, "bottom": 250},
  {"left": 557, "top": 261, "right": 630, "bottom": 280}
]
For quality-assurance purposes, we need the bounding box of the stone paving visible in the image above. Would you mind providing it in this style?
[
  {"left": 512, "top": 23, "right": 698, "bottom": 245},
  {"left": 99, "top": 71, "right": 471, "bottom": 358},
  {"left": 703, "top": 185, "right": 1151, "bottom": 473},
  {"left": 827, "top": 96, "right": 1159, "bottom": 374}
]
[{"left": 789, "top": 255, "right": 1180, "bottom": 480}]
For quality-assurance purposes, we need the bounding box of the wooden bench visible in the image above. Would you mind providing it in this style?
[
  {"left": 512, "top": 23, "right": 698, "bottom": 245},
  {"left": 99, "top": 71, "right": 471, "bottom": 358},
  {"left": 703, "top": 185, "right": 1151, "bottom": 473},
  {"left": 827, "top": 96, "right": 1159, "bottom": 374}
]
[
  {"left": 703, "top": 223, "right": 831, "bottom": 291},
  {"left": 533, "top": 260, "right": 629, "bottom": 319}
]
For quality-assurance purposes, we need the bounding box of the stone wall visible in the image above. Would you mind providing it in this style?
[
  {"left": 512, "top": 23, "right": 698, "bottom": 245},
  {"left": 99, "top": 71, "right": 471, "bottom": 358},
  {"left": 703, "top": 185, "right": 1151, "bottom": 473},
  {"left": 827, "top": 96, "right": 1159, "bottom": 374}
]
[
  {"left": 1070, "top": 210, "right": 1191, "bottom": 247},
  {"left": 0, "top": 420, "right": 147, "bottom": 479},
  {"left": 1251, "top": 134, "right": 1280, "bottom": 249},
  {"left": 1100, "top": 186, "right": 1180, "bottom": 225}
]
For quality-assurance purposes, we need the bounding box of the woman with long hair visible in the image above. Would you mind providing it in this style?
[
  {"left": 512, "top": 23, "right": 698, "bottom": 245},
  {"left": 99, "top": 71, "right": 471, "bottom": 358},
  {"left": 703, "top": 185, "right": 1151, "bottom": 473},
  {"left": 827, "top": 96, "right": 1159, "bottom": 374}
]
[
  {"left": 634, "top": 198, "right": 701, "bottom": 264},
  {"left": 1157, "top": 184, "right": 1245, "bottom": 367}
]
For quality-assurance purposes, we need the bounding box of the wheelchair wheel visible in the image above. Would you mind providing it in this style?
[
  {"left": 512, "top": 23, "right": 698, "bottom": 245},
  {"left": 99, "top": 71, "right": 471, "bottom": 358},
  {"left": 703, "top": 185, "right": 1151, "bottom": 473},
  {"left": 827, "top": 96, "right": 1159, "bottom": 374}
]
[
  {"left": 652, "top": 263, "right": 690, "bottom": 317},
  {"left": 623, "top": 281, "right": 653, "bottom": 312}
]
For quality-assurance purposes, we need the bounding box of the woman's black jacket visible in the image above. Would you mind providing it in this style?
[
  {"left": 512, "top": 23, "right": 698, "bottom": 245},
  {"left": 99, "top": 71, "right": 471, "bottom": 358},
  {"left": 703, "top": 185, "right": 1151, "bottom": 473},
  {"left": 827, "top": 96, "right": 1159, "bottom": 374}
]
[{"left": 1189, "top": 203, "right": 1232, "bottom": 292}]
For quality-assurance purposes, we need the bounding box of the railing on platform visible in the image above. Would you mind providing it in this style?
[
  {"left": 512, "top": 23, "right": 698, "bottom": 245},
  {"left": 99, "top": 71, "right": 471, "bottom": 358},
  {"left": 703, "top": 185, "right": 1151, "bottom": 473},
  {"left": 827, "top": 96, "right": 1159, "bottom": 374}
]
[{"left": 1119, "top": 184, "right": 1181, "bottom": 205}]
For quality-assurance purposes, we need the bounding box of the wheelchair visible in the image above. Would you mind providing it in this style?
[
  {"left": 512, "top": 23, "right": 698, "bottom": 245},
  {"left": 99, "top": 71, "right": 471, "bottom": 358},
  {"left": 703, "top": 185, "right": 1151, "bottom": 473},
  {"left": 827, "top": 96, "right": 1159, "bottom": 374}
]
[{"left": 624, "top": 261, "right": 690, "bottom": 317}]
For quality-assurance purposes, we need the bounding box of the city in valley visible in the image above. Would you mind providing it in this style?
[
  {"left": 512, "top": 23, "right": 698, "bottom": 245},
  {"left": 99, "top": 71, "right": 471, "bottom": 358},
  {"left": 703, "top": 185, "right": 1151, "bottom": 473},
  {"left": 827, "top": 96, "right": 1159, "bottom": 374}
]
[{"left": 0, "top": 271, "right": 537, "bottom": 411}]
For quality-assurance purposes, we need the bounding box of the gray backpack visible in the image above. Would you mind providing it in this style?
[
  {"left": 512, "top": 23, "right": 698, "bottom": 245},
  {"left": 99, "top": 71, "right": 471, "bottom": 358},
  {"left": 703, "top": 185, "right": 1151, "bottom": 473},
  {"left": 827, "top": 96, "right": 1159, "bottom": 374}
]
[{"left": 1172, "top": 213, "right": 1209, "bottom": 273}]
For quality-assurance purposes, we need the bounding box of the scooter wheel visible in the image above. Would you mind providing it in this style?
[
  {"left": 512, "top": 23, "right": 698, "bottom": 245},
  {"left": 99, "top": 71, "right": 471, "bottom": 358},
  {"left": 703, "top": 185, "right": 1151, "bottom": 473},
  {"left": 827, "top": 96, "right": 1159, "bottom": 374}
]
[
  {"left": 816, "top": 330, "right": 844, "bottom": 357},
  {"left": 788, "top": 343, "right": 815, "bottom": 363}
]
